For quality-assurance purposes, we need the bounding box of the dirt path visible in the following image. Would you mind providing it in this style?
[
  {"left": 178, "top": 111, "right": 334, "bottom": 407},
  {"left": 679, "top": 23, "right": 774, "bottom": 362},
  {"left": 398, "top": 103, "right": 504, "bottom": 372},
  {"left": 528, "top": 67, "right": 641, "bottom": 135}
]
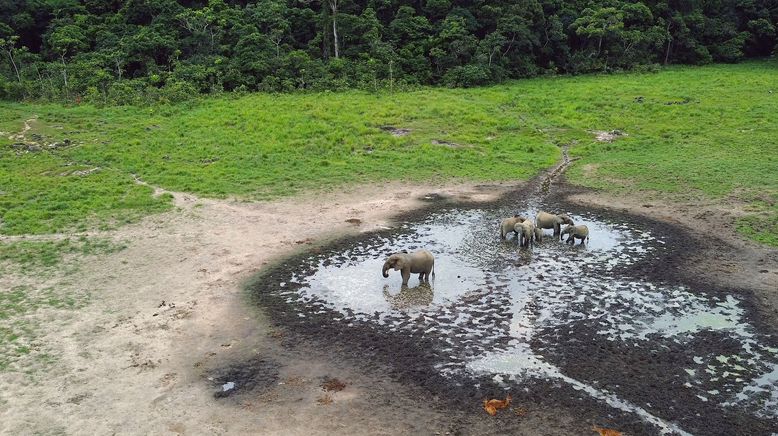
[{"left": 0, "top": 180, "right": 527, "bottom": 435}]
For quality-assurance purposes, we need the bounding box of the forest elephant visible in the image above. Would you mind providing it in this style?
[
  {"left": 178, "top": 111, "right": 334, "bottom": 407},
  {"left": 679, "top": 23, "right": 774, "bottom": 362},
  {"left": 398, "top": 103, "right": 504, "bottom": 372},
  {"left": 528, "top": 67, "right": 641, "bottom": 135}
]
[
  {"left": 514, "top": 220, "right": 536, "bottom": 248},
  {"left": 382, "top": 249, "right": 435, "bottom": 286},
  {"left": 561, "top": 224, "right": 589, "bottom": 245},
  {"left": 535, "top": 211, "right": 575, "bottom": 238},
  {"left": 534, "top": 226, "right": 543, "bottom": 243},
  {"left": 500, "top": 215, "right": 528, "bottom": 240},
  {"left": 382, "top": 283, "right": 434, "bottom": 309}
]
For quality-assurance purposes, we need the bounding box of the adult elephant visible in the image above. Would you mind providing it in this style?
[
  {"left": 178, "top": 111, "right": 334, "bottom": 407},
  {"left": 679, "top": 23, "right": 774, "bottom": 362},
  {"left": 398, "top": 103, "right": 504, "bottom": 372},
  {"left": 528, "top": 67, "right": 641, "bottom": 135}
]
[
  {"left": 500, "top": 215, "right": 528, "bottom": 239},
  {"left": 535, "top": 211, "right": 574, "bottom": 238},
  {"left": 382, "top": 249, "right": 435, "bottom": 286}
]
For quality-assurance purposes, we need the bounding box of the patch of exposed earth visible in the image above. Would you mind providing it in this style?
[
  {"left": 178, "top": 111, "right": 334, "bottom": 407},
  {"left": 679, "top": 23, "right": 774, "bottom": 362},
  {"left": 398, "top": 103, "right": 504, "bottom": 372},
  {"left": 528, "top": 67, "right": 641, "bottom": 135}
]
[
  {"left": 1, "top": 168, "right": 776, "bottom": 435},
  {"left": 1, "top": 179, "right": 546, "bottom": 435}
]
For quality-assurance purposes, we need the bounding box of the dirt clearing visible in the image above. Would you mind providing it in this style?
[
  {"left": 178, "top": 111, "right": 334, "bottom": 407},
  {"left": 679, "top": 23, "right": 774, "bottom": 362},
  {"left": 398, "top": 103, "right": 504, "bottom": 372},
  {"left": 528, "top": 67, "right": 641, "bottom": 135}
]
[{"left": 1, "top": 173, "right": 776, "bottom": 435}]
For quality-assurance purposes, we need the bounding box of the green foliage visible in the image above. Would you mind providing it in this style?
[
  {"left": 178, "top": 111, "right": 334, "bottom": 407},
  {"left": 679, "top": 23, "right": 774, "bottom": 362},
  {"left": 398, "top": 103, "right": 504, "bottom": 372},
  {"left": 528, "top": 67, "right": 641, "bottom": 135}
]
[{"left": 0, "top": 0, "right": 775, "bottom": 101}]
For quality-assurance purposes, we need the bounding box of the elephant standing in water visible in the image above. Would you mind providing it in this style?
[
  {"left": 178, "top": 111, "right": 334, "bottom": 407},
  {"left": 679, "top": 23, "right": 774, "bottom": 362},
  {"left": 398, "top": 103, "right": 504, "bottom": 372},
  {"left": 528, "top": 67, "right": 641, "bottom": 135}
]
[
  {"left": 382, "top": 249, "right": 435, "bottom": 286},
  {"left": 561, "top": 224, "right": 589, "bottom": 245},
  {"left": 534, "top": 226, "right": 543, "bottom": 243},
  {"left": 514, "top": 220, "right": 536, "bottom": 248},
  {"left": 535, "top": 211, "right": 574, "bottom": 238},
  {"left": 500, "top": 215, "right": 528, "bottom": 239}
]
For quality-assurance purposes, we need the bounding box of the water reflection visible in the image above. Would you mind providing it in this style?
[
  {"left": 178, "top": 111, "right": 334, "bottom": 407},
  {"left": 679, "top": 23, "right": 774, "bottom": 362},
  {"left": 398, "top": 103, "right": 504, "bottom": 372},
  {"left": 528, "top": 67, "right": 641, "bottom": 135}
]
[
  {"left": 277, "top": 206, "right": 778, "bottom": 432},
  {"left": 383, "top": 283, "right": 434, "bottom": 310}
]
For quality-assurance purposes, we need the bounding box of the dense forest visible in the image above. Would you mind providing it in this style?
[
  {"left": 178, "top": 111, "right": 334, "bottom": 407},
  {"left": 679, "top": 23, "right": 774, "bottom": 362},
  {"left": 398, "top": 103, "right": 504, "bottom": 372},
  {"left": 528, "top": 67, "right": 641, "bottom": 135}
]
[{"left": 1, "top": 0, "right": 776, "bottom": 103}]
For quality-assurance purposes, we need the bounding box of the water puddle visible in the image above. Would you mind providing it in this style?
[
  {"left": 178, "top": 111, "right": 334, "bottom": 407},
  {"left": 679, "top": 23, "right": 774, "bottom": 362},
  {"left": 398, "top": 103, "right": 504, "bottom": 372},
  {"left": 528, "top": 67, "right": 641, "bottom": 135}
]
[{"left": 260, "top": 204, "right": 778, "bottom": 434}]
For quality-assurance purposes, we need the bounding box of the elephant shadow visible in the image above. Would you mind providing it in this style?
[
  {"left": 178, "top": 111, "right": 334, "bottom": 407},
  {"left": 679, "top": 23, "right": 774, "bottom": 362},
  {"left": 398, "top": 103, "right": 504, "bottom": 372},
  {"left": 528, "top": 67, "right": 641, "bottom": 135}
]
[{"left": 383, "top": 283, "right": 434, "bottom": 310}]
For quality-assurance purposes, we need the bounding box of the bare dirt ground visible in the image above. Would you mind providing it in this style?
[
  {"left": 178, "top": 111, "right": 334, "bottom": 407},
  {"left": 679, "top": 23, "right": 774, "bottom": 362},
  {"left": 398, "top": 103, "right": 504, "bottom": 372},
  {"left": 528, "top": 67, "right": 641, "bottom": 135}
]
[
  {"left": 0, "top": 180, "right": 551, "bottom": 436},
  {"left": 1, "top": 176, "right": 776, "bottom": 435}
]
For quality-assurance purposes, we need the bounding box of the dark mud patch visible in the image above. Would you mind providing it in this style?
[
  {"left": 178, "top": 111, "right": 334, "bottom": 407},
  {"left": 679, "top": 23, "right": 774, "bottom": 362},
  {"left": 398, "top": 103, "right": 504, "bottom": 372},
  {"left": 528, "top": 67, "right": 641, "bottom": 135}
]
[
  {"left": 209, "top": 357, "right": 279, "bottom": 398},
  {"left": 248, "top": 183, "right": 778, "bottom": 435},
  {"left": 380, "top": 126, "right": 411, "bottom": 137},
  {"left": 418, "top": 192, "right": 449, "bottom": 203},
  {"left": 321, "top": 377, "right": 347, "bottom": 392}
]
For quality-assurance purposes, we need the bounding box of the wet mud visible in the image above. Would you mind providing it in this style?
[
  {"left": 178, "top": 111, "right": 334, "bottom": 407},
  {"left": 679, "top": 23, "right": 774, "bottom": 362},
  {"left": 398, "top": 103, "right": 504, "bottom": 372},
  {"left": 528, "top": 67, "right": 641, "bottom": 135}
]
[
  {"left": 209, "top": 357, "right": 280, "bottom": 398},
  {"left": 247, "top": 182, "right": 778, "bottom": 435}
]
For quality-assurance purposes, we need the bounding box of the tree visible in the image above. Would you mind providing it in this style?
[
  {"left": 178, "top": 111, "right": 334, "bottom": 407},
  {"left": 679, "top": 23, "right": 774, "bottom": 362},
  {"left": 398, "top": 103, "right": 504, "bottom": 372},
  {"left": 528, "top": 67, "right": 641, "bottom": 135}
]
[
  {"left": 0, "top": 23, "right": 21, "bottom": 83},
  {"left": 47, "top": 23, "right": 88, "bottom": 90},
  {"left": 571, "top": 6, "right": 625, "bottom": 55}
]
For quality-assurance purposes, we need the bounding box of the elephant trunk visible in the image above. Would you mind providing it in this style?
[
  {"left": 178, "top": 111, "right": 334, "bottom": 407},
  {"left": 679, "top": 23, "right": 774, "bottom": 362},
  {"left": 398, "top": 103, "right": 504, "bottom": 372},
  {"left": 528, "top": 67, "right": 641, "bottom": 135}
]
[{"left": 382, "top": 261, "right": 391, "bottom": 278}]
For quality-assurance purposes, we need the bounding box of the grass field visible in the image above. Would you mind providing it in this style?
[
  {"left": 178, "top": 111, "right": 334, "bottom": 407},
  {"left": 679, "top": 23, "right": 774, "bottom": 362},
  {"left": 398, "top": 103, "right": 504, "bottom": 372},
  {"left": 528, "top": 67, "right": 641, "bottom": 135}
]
[{"left": 1, "top": 61, "right": 776, "bottom": 243}]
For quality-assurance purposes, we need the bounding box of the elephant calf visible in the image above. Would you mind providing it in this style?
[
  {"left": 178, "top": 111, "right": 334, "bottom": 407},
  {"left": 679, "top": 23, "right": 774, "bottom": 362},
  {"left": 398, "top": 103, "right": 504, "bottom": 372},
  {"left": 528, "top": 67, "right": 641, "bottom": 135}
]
[
  {"left": 382, "top": 249, "right": 435, "bottom": 286},
  {"left": 535, "top": 211, "right": 574, "bottom": 238},
  {"left": 514, "top": 220, "right": 536, "bottom": 248},
  {"left": 500, "top": 215, "right": 528, "bottom": 240},
  {"left": 534, "top": 226, "right": 543, "bottom": 243},
  {"left": 561, "top": 224, "right": 589, "bottom": 245}
]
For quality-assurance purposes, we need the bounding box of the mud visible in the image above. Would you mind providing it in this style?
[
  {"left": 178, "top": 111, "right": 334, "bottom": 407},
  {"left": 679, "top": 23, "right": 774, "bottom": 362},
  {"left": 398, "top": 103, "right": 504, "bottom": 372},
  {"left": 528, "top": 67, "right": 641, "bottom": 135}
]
[
  {"left": 249, "top": 185, "right": 778, "bottom": 435},
  {"left": 209, "top": 357, "right": 279, "bottom": 398}
]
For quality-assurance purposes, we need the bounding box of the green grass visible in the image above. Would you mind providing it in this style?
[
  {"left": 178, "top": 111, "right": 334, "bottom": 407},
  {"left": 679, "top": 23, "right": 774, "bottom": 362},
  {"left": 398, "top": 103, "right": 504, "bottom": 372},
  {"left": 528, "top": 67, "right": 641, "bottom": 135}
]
[
  {"left": 0, "top": 237, "right": 127, "bottom": 273},
  {"left": 0, "top": 60, "right": 776, "bottom": 245},
  {"left": 0, "top": 284, "right": 90, "bottom": 371},
  {"left": 0, "top": 237, "right": 120, "bottom": 371}
]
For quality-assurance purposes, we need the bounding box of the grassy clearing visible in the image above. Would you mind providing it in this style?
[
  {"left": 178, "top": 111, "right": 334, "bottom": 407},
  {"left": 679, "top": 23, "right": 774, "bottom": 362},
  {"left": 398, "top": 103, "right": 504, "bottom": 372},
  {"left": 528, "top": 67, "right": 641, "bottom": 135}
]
[
  {"left": 0, "top": 284, "right": 89, "bottom": 371},
  {"left": 0, "top": 237, "right": 121, "bottom": 371},
  {"left": 0, "top": 237, "right": 127, "bottom": 274},
  {"left": 0, "top": 61, "right": 776, "bottom": 245}
]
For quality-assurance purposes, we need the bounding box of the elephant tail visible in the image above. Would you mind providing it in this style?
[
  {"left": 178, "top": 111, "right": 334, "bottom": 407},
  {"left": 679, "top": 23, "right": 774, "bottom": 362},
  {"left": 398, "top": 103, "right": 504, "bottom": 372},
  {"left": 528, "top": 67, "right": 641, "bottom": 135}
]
[{"left": 431, "top": 261, "right": 436, "bottom": 281}]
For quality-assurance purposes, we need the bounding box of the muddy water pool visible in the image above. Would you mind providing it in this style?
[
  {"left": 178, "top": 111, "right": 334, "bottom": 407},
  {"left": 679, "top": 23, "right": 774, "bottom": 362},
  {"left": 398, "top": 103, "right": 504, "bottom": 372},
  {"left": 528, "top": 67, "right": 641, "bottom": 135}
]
[{"left": 260, "top": 204, "right": 778, "bottom": 434}]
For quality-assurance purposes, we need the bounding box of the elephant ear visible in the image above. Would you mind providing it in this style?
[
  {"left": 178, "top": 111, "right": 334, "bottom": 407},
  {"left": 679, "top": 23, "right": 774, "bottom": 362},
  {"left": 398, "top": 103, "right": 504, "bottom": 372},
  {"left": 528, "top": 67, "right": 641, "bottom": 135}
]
[{"left": 394, "top": 256, "right": 407, "bottom": 270}]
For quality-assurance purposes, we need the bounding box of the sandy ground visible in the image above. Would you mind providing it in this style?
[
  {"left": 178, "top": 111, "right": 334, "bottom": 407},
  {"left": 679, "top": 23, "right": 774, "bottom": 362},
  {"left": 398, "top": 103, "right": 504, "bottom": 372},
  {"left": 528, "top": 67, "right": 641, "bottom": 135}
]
[
  {"left": 1, "top": 176, "right": 776, "bottom": 435},
  {"left": 0, "top": 180, "right": 541, "bottom": 436}
]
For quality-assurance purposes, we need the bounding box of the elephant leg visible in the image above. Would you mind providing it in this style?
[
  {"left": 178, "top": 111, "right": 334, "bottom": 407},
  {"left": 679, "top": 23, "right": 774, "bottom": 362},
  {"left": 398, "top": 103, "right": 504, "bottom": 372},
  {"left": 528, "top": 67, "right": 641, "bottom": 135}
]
[
  {"left": 419, "top": 272, "right": 425, "bottom": 281},
  {"left": 401, "top": 268, "right": 411, "bottom": 286}
]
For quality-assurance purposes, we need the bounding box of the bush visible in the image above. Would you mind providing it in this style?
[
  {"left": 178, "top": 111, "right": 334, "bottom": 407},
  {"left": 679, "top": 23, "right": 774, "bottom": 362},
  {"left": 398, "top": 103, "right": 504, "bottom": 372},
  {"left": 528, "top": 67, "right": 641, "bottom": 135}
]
[
  {"left": 0, "top": 76, "right": 25, "bottom": 100},
  {"left": 442, "top": 64, "right": 490, "bottom": 87},
  {"left": 160, "top": 80, "right": 198, "bottom": 103}
]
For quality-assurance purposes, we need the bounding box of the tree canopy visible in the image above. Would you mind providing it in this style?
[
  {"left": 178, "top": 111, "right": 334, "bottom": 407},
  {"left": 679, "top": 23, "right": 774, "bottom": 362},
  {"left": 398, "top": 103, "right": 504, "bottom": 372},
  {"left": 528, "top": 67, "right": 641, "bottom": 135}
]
[{"left": 1, "top": 0, "right": 776, "bottom": 103}]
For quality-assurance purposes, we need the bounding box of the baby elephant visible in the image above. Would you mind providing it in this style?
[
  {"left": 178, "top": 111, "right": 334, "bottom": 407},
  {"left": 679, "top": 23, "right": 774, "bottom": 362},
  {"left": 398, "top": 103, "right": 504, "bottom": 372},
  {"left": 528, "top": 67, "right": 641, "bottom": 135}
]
[
  {"left": 514, "top": 220, "right": 536, "bottom": 248},
  {"left": 535, "top": 211, "right": 574, "bottom": 238},
  {"left": 534, "top": 226, "right": 543, "bottom": 243},
  {"left": 561, "top": 224, "right": 589, "bottom": 245},
  {"left": 382, "top": 249, "right": 435, "bottom": 286},
  {"left": 500, "top": 215, "right": 528, "bottom": 240}
]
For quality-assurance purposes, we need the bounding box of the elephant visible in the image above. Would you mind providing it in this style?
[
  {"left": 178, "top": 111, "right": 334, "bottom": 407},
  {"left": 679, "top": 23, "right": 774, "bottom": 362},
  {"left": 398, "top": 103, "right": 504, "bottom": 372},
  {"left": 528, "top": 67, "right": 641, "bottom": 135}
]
[
  {"left": 500, "top": 215, "right": 528, "bottom": 240},
  {"left": 514, "top": 220, "right": 536, "bottom": 248},
  {"left": 382, "top": 283, "right": 434, "bottom": 310},
  {"left": 534, "top": 226, "right": 543, "bottom": 243},
  {"left": 382, "top": 249, "right": 435, "bottom": 286},
  {"left": 561, "top": 224, "right": 589, "bottom": 245},
  {"left": 535, "top": 211, "right": 575, "bottom": 238}
]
